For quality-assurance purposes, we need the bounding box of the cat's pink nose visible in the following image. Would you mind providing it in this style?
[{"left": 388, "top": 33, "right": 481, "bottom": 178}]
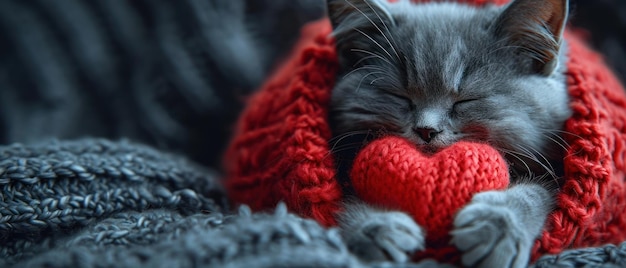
[{"left": 414, "top": 127, "right": 441, "bottom": 143}]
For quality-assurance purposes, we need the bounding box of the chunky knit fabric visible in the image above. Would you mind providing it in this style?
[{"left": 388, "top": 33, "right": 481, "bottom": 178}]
[
  {"left": 0, "top": 139, "right": 378, "bottom": 268},
  {"left": 224, "top": 21, "right": 342, "bottom": 226},
  {"left": 0, "top": 139, "right": 226, "bottom": 265},
  {"left": 225, "top": 0, "right": 626, "bottom": 261},
  {"left": 1, "top": 138, "right": 625, "bottom": 268}
]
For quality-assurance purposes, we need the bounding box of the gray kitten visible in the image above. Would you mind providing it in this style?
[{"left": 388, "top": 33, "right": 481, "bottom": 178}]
[{"left": 326, "top": 0, "right": 571, "bottom": 267}]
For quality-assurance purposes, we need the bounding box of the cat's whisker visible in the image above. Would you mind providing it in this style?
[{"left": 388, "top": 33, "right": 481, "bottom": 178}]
[
  {"left": 342, "top": 64, "right": 387, "bottom": 80},
  {"left": 351, "top": 48, "right": 394, "bottom": 66},
  {"left": 541, "top": 132, "right": 570, "bottom": 153},
  {"left": 507, "top": 144, "right": 559, "bottom": 182},
  {"left": 517, "top": 144, "right": 558, "bottom": 179},
  {"left": 326, "top": 130, "right": 374, "bottom": 159},
  {"left": 357, "top": 71, "right": 386, "bottom": 92},
  {"left": 539, "top": 128, "right": 584, "bottom": 157},
  {"left": 361, "top": 0, "right": 402, "bottom": 62},
  {"left": 502, "top": 150, "right": 558, "bottom": 184},
  {"left": 321, "top": 144, "right": 364, "bottom": 164},
  {"left": 353, "top": 54, "right": 388, "bottom": 66},
  {"left": 543, "top": 128, "right": 585, "bottom": 142},
  {"left": 352, "top": 27, "right": 395, "bottom": 64},
  {"left": 370, "top": 77, "right": 385, "bottom": 85},
  {"left": 328, "top": 130, "right": 372, "bottom": 144},
  {"left": 500, "top": 148, "right": 533, "bottom": 177},
  {"left": 327, "top": 143, "right": 367, "bottom": 156}
]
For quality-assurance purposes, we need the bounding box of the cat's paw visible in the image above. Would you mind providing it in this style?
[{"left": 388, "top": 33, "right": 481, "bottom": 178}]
[
  {"left": 450, "top": 191, "right": 534, "bottom": 268},
  {"left": 341, "top": 210, "right": 425, "bottom": 263}
]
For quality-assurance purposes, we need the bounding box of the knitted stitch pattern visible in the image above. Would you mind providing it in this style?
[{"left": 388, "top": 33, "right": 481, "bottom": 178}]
[
  {"left": 0, "top": 138, "right": 462, "bottom": 268},
  {"left": 0, "top": 139, "right": 226, "bottom": 263},
  {"left": 224, "top": 0, "right": 626, "bottom": 260},
  {"left": 224, "top": 20, "right": 342, "bottom": 226},
  {"left": 0, "top": 138, "right": 625, "bottom": 267}
]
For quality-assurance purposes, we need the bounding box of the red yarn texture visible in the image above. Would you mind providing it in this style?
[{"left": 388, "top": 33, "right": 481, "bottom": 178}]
[
  {"left": 224, "top": 21, "right": 342, "bottom": 225},
  {"left": 225, "top": 0, "right": 626, "bottom": 261},
  {"left": 351, "top": 137, "right": 510, "bottom": 260}
]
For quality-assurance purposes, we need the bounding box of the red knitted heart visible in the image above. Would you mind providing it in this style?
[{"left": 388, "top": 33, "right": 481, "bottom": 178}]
[{"left": 350, "top": 136, "right": 510, "bottom": 254}]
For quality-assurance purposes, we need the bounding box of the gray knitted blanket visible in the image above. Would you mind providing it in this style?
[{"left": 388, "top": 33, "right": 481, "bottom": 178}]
[{"left": 1, "top": 139, "right": 625, "bottom": 268}]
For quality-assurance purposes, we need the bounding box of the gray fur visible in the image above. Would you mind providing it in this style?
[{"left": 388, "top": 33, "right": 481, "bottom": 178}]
[
  {"left": 451, "top": 184, "right": 554, "bottom": 267},
  {"left": 338, "top": 201, "right": 425, "bottom": 263},
  {"left": 327, "top": 0, "right": 571, "bottom": 266}
]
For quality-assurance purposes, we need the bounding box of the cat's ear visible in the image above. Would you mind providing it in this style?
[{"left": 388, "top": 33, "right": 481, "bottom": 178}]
[
  {"left": 326, "top": 0, "right": 394, "bottom": 31},
  {"left": 326, "top": 0, "right": 396, "bottom": 66},
  {"left": 494, "top": 0, "right": 568, "bottom": 75}
]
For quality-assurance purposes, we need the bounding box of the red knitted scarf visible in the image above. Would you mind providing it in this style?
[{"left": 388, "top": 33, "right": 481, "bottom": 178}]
[{"left": 225, "top": 0, "right": 626, "bottom": 262}]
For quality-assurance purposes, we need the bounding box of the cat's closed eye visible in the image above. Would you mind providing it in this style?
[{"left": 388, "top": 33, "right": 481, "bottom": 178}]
[{"left": 452, "top": 98, "right": 479, "bottom": 114}]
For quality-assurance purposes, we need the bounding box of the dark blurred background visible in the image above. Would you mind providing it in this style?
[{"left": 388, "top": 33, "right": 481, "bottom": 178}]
[
  {"left": 0, "top": 0, "right": 623, "bottom": 170},
  {"left": 570, "top": 0, "right": 626, "bottom": 84}
]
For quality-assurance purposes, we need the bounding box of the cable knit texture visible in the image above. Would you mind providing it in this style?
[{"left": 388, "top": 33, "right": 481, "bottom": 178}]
[
  {"left": 224, "top": 20, "right": 342, "bottom": 226},
  {"left": 225, "top": 0, "right": 626, "bottom": 262}
]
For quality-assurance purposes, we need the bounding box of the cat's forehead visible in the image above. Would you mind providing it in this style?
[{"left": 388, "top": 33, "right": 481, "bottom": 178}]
[
  {"left": 391, "top": 3, "right": 497, "bottom": 55},
  {"left": 388, "top": 3, "right": 500, "bottom": 95},
  {"left": 390, "top": 2, "right": 498, "bottom": 29}
]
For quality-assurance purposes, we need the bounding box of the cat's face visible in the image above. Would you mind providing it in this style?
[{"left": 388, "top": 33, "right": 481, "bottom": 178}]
[{"left": 328, "top": 0, "right": 571, "bottom": 174}]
